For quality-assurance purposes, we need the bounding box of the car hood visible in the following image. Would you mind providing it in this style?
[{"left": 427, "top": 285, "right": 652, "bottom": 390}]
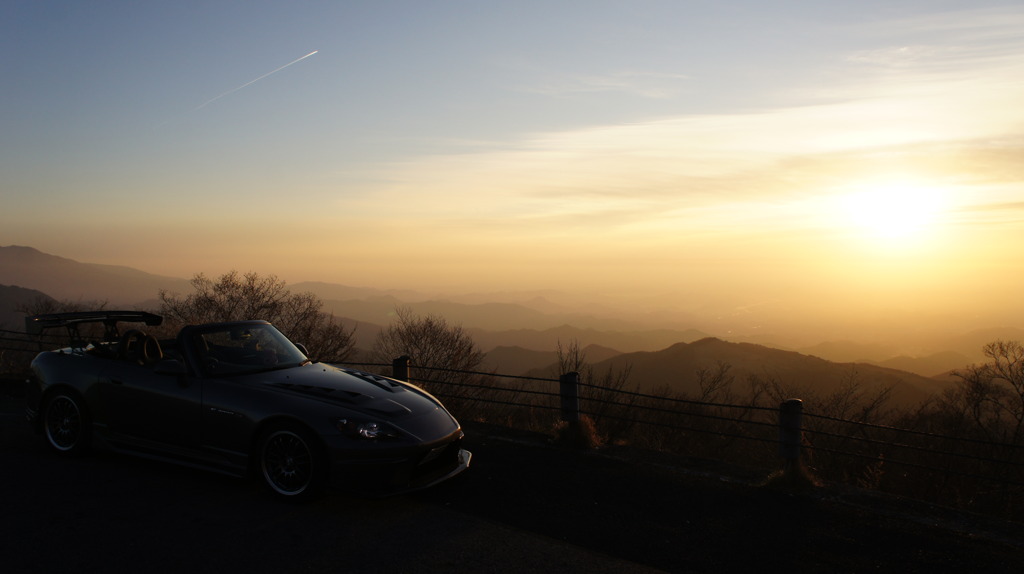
[{"left": 253, "top": 363, "right": 449, "bottom": 420}]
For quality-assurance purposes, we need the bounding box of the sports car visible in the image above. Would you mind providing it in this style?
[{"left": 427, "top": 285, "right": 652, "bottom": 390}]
[{"left": 24, "top": 311, "right": 470, "bottom": 499}]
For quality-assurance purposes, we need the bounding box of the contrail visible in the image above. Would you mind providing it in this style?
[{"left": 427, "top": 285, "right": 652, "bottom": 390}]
[{"left": 194, "top": 50, "right": 318, "bottom": 111}]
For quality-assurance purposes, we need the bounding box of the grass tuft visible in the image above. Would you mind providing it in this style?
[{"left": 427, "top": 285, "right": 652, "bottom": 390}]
[
  {"left": 763, "top": 459, "right": 821, "bottom": 490},
  {"left": 553, "top": 415, "right": 605, "bottom": 449}
]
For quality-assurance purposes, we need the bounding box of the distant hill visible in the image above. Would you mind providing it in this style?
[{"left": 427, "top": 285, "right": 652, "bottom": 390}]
[
  {"left": 873, "top": 351, "right": 974, "bottom": 378},
  {"left": 480, "top": 344, "right": 623, "bottom": 376},
  {"left": 582, "top": 337, "right": 946, "bottom": 408},
  {"left": 0, "top": 245, "right": 190, "bottom": 306},
  {"left": 0, "top": 284, "right": 55, "bottom": 329},
  {"left": 481, "top": 346, "right": 563, "bottom": 375},
  {"left": 798, "top": 340, "right": 899, "bottom": 363},
  {"left": 935, "top": 328, "right": 1024, "bottom": 363},
  {"left": 322, "top": 296, "right": 558, "bottom": 332},
  {"left": 318, "top": 294, "right": 682, "bottom": 335},
  {"left": 292, "top": 282, "right": 438, "bottom": 304},
  {"left": 469, "top": 325, "right": 711, "bottom": 354},
  {"left": 798, "top": 340, "right": 974, "bottom": 377}
]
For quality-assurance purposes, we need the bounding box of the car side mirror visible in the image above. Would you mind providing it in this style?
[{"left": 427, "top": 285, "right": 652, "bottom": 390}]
[
  {"left": 295, "top": 343, "right": 310, "bottom": 357},
  {"left": 154, "top": 358, "right": 188, "bottom": 376}
]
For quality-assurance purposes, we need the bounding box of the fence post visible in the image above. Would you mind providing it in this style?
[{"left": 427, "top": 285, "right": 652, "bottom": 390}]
[
  {"left": 392, "top": 355, "right": 410, "bottom": 382},
  {"left": 779, "top": 398, "right": 803, "bottom": 461},
  {"left": 776, "top": 398, "right": 815, "bottom": 486},
  {"left": 559, "top": 371, "right": 580, "bottom": 423}
]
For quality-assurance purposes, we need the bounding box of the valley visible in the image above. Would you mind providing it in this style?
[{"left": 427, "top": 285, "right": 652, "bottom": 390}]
[{"left": 1, "top": 245, "right": 1016, "bottom": 397}]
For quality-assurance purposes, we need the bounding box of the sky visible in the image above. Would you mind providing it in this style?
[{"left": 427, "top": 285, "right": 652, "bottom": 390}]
[{"left": 2, "top": 1, "right": 1024, "bottom": 342}]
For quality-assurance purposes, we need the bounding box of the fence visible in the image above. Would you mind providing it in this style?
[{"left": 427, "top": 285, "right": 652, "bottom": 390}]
[
  {"left": 342, "top": 356, "right": 1024, "bottom": 519},
  {"left": 0, "top": 327, "right": 56, "bottom": 379},
  {"left": 1, "top": 327, "right": 77, "bottom": 351}
]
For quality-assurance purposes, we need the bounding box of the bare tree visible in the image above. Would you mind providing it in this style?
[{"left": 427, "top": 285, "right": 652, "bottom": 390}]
[
  {"left": 696, "top": 360, "right": 735, "bottom": 403},
  {"left": 371, "top": 306, "right": 483, "bottom": 380},
  {"left": 555, "top": 338, "right": 587, "bottom": 376},
  {"left": 944, "top": 340, "right": 1024, "bottom": 444},
  {"left": 368, "top": 306, "right": 494, "bottom": 418},
  {"left": 159, "top": 271, "right": 355, "bottom": 362},
  {"left": 16, "top": 296, "right": 109, "bottom": 316}
]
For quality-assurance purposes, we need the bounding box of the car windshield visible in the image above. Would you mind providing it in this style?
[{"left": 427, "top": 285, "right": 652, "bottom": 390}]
[{"left": 191, "top": 323, "right": 308, "bottom": 376}]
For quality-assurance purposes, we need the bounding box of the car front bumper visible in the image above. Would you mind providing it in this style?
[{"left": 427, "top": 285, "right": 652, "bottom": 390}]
[{"left": 328, "top": 435, "right": 471, "bottom": 495}]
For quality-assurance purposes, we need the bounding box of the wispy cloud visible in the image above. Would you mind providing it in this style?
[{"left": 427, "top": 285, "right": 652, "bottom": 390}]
[
  {"left": 872, "top": 5, "right": 1024, "bottom": 36},
  {"left": 845, "top": 45, "right": 953, "bottom": 68},
  {"left": 846, "top": 7, "right": 1024, "bottom": 73},
  {"left": 949, "top": 200, "right": 1024, "bottom": 227}
]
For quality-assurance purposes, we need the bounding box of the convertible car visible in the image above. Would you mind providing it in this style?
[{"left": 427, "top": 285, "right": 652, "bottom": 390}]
[{"left": 24, "top": 311, "right": 470, "bottom": 499}]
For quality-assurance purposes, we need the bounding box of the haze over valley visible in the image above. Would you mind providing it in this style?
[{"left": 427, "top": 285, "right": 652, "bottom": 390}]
[{"left": 1, "top": 245, "right": 1014, "bottom": 399}]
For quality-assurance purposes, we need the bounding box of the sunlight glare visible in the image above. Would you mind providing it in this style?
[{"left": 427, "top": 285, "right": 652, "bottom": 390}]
[{"left": 838, "top": 181, "right": 948, "bottom": 243}]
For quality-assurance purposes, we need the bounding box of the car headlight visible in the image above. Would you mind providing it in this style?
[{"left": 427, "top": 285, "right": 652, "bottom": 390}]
[{"left": 334, "top": 418, "right": 400, "bottom": 439}]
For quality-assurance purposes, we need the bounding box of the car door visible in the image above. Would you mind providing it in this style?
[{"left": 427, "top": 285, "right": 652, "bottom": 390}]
[
  {"left": 100, "top": 360, "right": 202, "bottom": 448},
  {"left": 199, "top": 376, "right": 260, "bottom": 457}
]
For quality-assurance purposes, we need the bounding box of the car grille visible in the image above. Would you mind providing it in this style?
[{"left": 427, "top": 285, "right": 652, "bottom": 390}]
[{"left": 410, "top": 436, "right": 463, "bottom": 481}]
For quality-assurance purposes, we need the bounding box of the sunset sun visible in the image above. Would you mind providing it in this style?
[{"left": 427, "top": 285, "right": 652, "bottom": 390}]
[{"left": 837, "top": 181, "right": 948, "bottom": 244}]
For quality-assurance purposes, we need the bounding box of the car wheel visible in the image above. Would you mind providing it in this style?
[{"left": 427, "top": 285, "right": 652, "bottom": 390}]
[
  {"left": 43, "top": 391, "right": 91, "bottom": 455},
  {"left": 257, "top": 426, "right": 325, "bottom": 499}
]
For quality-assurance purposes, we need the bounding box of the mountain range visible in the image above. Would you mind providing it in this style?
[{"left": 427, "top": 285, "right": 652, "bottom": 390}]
[
  {"left": 0, "top": 245, "right": 191, "bottom": 307},
  {"left": 0, "top": 245, "right": 1012, "bottom": 397},
  {"left": 582, "top": 337, "right": 944, "bottom": 407},
  {"left": 0, "top": 283, "right": 55, "bottom": 331}
]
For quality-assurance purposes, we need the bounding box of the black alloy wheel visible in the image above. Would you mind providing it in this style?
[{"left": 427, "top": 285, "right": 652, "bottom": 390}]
[
  {"left": 258, "top": 427, "right": 324, "bottom": 499},
  {"left": 44, "top": 392, "right": 90, "bottom": 454}
]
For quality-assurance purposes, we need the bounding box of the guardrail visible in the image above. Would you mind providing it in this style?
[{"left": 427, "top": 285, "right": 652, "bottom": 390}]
[{"left": 0, "top": 327, "right": 65, "bottom": 351}]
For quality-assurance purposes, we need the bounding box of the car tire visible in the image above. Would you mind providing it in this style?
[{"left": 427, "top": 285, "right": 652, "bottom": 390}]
[
  {"left": 257, "top": 425, "right": 326, "bottom": 500},
  {"left": 43, "top": 391, "right": 91, "bottom": 455}
]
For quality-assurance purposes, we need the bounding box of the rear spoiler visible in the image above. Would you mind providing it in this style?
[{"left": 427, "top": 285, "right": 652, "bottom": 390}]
[{"left": 26, "top": 311, "right": 163, "bottom": 339}]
